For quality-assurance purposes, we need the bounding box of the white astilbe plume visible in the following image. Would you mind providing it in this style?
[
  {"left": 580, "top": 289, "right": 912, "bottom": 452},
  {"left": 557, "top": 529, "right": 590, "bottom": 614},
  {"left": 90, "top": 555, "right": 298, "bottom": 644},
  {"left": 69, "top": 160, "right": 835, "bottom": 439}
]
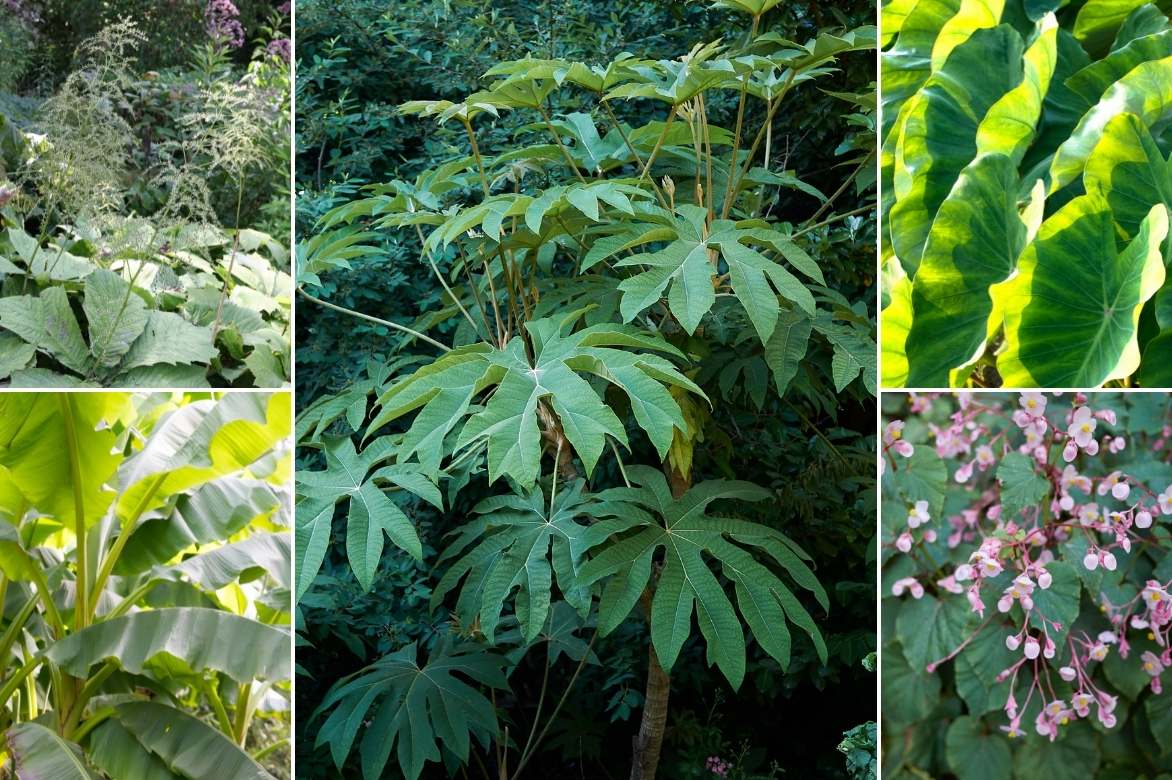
[
  {"left": 26, "top": 21, "right": 146, "bottom": 222},
  {"left": 182, "top": 69, "right": 284, "bottom": 188}
]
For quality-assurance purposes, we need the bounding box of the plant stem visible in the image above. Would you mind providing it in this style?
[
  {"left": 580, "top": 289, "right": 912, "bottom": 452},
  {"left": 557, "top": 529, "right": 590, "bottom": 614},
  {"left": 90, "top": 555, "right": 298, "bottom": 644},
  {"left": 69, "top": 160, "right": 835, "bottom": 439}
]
[
  {"left": 206, "top": 679, "right": 235, "bottom": 736},
  {"left": 252, "top": 738, "right": 288, "bottom": 762},
  {"left": 600, "top": 101, "right": 667, "bottom": 208},
  {"left": 233, "top": 681, "right": 252, "bottom": 746},
  {"left": 414, "top": 225, "right": 484, "bottom": 338},
  {"left": 789, "top": 204, "right": 872, "bottom": 240},
  {"left": 537, "top": 105, "right": 588, "bottom": 184},
  {"left": 211, "top": 174, "right": 246, "bottom": 343},
  {"left": 58, "top": 396, "right": 87, "bottom": 630},
  {"left": 88, "top": 472, "right": 168, "bottom": 620},
  {"left": 635, "top": 106, "right": 678, "bottom": 191},
  {"left": 71, "top": 706, "right": 114, "bottom": 743},
  {"left": 0, "top": 656, "right": 42, "bottom": 713},
  {"left": 721, "top": 14, "right": 761, "bottom": 216},
  {"left": 297, "top": 286, "right": 451, "bottom": 352},
  {"left": 805, "top": 149, "right": 874, "bottom": 224},
  {"left": 630, "top": 618, "right": 671, "bottom": 780}
]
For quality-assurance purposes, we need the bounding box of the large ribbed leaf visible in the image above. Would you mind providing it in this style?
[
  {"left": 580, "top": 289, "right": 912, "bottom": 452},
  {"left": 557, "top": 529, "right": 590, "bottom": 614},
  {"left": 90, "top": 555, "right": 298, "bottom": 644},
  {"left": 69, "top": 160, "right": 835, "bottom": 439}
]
[
  {"left": 4, "top": 723, "right": 97, "bottom": 780},
  {"left": 0, "top": 393, "right": 121, "bottom": 527},
  {"left": 116, "top": 393, "right": 290, "bottom": 519},
  {"left": 86, "top": 719, "right": 182, "bottom": 780},
  {"left": 996, "top": 197, "right": 1167, "bottom": 385},
  {"left": 431, "top": 480, "right": 644, "bottom": 642},
  {"left": 295, "top": 437, "right": 429, "bottom": 591},
  {"left": 46, "top": 607, "right": 291, "bottom": 683},
  {"left": 313, "top": 640, "right": 509, "bottom": 780},
  {"left": 83, "top": 269, "right": 149, "bottom": 369},
  {"left": 111, "top": 702, "right": 275, "bottom": 780},
  {"left": 1083, "top": 112, "right": 1172, "bottom": 238},
  {"left": 168, "top": 532, "right": 291, "bottom": 592},
  {"left": 577, "top": 466, "right": 828, "bottom": 688},
  {"left": 902, "top": 153, "right": 1027, "bottom": 385},
  {"left": 115, "top": 477, "right": 284, "bottom": 575},
  {"left": 367, "top": 313, "right": 705, "bottom": 488},
  {"left": 0, "top": 289, "right": 92, "bottom": 375}
]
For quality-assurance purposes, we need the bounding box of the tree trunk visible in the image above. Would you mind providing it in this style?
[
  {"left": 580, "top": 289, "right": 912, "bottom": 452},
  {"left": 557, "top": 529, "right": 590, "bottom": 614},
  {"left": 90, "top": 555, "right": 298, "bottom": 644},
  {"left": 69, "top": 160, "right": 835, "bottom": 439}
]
[
  {"left": 630, "top": 463, "right": 691, "bottom": 779},
  {"left": 630, "top": 638, "right": 671, "bottom": 780}
]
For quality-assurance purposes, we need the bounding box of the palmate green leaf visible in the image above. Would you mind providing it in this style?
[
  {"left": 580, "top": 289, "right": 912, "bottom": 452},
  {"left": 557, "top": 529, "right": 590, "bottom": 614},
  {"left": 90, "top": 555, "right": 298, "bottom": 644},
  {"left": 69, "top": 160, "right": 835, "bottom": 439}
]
[
  {"left": 46, "top": 607, "right": 291, "bottom": 683},
  {"left": 996, "top": 452, "right": 1050, "bottom": 521},
  {"left": 367, "top": 314, "right": 705, "bottom": 488},
  {"left": 578, "top": 466, "right": 828, "bottom": 688},
  {"left": 996, "top": 197, "right": 1167, "bottom": 386},
  {"left": 431, "top": 480, "right": 646, "bottom": 643},
  {"left": 4, "top": 722, "right": 98, "bottom": 780},
  {"left": 110, "top": 702, "right": 275, "bottom": 780},
  {"left": 296, "top": 437, "right": 430, "bottom": 592},
  {"left": 945, "top": 716, "right": 1012, "bottom": 780},
  {"left": 615, "top": 205, "right": 816, "bottom": 341},
  {"left": 603, "top": 41, "right": 735, "bottom": 105},
  {"left": 900, "top": 153, "right": 1027, "bottom": 386},
  {"left": 313, "top": 639, "right": 509, "bottom": 780}
]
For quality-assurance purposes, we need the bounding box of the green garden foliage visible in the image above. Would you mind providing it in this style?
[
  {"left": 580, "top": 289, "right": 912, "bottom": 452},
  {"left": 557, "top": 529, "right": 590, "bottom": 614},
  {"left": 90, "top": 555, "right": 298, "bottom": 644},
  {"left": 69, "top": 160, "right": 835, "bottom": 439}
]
[
  {"left": 881, "top": 1, "right": 1172, "bottom": 388},
  {"left": 296, "top": 1, "right": 877, "bottom": 777},
  {"left": 0, "top": 392, "right": 293, "bottom": 779},
  {"left": 0, "top": 6, "right": 291, "bottom": 387}
]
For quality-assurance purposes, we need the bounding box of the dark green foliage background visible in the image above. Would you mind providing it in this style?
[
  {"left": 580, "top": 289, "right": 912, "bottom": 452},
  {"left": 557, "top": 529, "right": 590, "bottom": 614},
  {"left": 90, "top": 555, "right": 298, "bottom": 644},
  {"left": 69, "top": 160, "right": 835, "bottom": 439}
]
[{"left": 295, "top": 1, "right": 877, "bottom": 777}]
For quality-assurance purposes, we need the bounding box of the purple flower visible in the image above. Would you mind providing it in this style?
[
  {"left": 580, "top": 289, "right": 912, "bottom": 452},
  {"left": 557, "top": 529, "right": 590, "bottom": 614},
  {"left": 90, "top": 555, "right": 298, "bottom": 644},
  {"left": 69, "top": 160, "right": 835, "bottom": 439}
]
[
  {"left": 277, "top": 1, "right": 291, "bottom": 14},
  {"left": 205, "top": 0, "right": 245, "bottom": 49},
  {"left": 266, "top": 37, "right": 291, "bottom": 63}
]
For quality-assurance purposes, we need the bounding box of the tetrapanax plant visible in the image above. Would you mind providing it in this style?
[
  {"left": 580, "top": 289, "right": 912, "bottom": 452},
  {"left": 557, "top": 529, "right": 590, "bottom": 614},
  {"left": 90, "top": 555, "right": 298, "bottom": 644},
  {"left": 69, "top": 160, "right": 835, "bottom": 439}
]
[
  {"left": 882, "top": 391, "right": 1172, "bottom": 778},
  {"left": 298, "top": 4, "right": 875, "bottom": 779}
]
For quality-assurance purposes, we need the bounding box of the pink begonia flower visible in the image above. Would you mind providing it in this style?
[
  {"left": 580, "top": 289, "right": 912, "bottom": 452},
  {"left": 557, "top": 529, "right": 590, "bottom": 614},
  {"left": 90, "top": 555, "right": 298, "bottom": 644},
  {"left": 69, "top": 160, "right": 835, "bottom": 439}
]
[
  {"left": 1069, "top": 406, "right": 1097, "bottom": 447},
  {"left": 923, "top": 528, "right": 938, "bottom": 543},
  {"left": 1142, "top": 650, "right": 1165, "bottom": 677},
  {"left": 892, "top": 577, "right": 924, "bottom": 599},
  {"left": 975, "top": 445, "right": 995, "bottom": 469},
  {"left": 1083, "top": 549, "right": 1099, "bottom": 571},
  {"left": 1143, "top": 582, "right": 1169, "bottom": 610},
  {"left": 1107, "top": 436, "right": 1126, "bottom": 454},
  {"left": 954, "top": 460, "right": 974, "bottom": 483},
  {"left": 1061, "top": 465, "right": 1092, "bottom": 494},
  {"left": 1097, "top": 409, "right": 1117, "bottom": 425},
  {"left": 1034, "top": 711, "right": 1057, "bottom": 740},
  {"left": 1062, "top": 439, "right": 1079, "bottom": 463},
  {"left": 1036, "top": 568, "right": 1052, "bottom": 589},
  {"left": 1058, "top": 666, "right": 1076, "bottom": 681},
  {"left": 1072, "top": 692, "right": 1094, "bottom": 717},
  {"left": 1023, "top": 636, "right": 1041, "bottom": 659},
  {"left": 1043, "top": 637, "right": 1056, "bottom": 659},
  {"left": 1159, "top": 487, "right": 1172, "bottom": 515},
  {"left": 895, "top": 532, "right": 913, "bottom": 553},
  {"left": 1101, "top": 551, "right": 1118, "bottom": 571},
  {"left": 1001, "top": 722, "right": 1025, "bottom": 738},
  {"left": 1078, "top": 504, "right": 1101, "bottom": 526},
  {"left": 1006, "top": 634, "right": 1021, "bottom": 651},
  {"left": 1089, "top": 642, "right": 1109, "bottom": 661},
  {"left": 966, "top": 586, "right": 985, "bottom": 616},
  {"left": 1136, "top": 509, "right": 1153, "bottom": 529},
  {"left": 954, "top": 563, "right": 974, "bottom": 581},
  {"left": 907, "top": 500, "right": 930, "bottom": 528},
  {"left": 937, "top": 574, "right": 963, "bottom": 594},
  {"left": 998, "top": 575, "right": 1036, "bottom": 613},
  {"left": 1019, "top": 391, "right": 1046, "bottom": 417},
  {"left": 884, "top": 420, "right": 914, "bottom": 456},
  {"left": 1099, "top": 710, "right": 1117, "bottom": 728}
]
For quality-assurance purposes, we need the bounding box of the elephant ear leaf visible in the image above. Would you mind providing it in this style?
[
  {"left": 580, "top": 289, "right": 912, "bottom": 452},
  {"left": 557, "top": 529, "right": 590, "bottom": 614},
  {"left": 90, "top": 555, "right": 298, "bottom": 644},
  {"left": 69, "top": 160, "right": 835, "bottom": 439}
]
[
  {"left": 5, "top": 722, "right": 98, "bottom": 780},
  {"left": 995, "top": 196, "right": 1168, "bottom": 386},
  {"left": 313, "top": 640, "right": 509, "bottom": 780},
  {"left": 431, "top": 480, "right": 647, "bottom": 643},
  {"left": 577, "top": 466, "right": 828, "bottom": 690}
]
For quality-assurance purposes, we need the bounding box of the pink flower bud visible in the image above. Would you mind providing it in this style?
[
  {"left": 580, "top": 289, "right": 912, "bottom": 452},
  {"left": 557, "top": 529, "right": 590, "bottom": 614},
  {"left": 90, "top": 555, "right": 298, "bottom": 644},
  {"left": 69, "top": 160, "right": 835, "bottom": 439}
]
[
  {"left": 1006, "top": 634, "right": 1021, "bottom": 651},
  {"left": 1024, "top": 637, "right": 1041, "bottom": 659},
  {"left": 1136, "top": 510, "right": 1153, "bottom": 529},
  {"left": 896, "top": 532, "right": 913, "bottom": 553},
  {"left": 1059, "top": 666, "right": 1076, "bottom": 681},
  {"left": 1037, "top": 570, "right": 1052, "bottom": 589},
  {"left": 1083, "top": 551, "right": 1098, "bottom": 571}
]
